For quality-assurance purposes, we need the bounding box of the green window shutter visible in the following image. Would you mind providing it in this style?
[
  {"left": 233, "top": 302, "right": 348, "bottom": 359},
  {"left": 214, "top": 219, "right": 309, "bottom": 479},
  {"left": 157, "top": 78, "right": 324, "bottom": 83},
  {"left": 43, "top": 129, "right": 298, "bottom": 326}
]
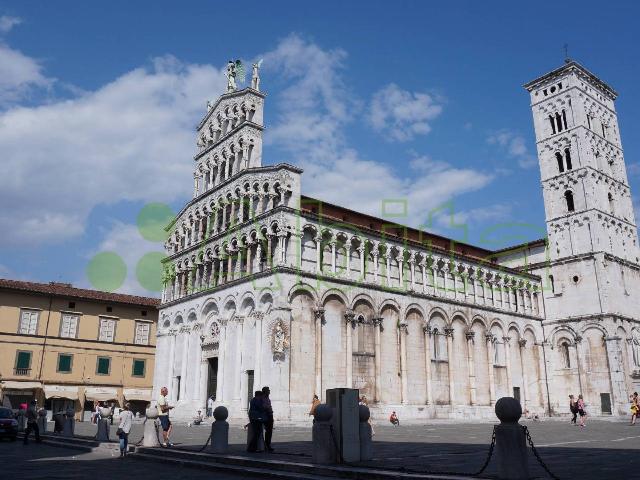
[
  {"left": 58, "top": 354, "right": 72, "bottom": 373},
  {"left": 16, "top": 351, "right": 32, "bottom": 369},
  {"left": 132, "top": 359, "right": 145, "bottom": 377},
  {"left": 96, "top": 357, "right": 111, "bottom": 375}
]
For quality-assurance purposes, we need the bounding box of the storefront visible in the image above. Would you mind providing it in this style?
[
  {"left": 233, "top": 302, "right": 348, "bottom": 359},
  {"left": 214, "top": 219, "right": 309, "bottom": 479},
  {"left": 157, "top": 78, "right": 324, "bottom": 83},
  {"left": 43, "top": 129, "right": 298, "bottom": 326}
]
[
  {"left": 83, "top": 387, "right": 119, "bottom": 422},
  {"left": 123, "top": 388, "right": 152, "bottom": 416},
  {"left": 43, "top": 385, "right": 79, "bottom": 420},
  {"left": 0, "top": 381, "right": 42, "bottom": 409}
]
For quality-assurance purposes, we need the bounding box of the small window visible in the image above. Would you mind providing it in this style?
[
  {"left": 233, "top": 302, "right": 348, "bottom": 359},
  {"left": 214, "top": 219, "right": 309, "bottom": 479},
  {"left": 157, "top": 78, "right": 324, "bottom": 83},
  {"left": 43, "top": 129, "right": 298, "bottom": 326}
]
[
  {"left": 543, "top": 89, "right": 548, "bottom": 96},
  {"left": 556, "top": 112, "right": 563, "bottom": 133},
  {"left": 132, "top": 359, "right": 146, "bottom": 377},
  {"left": 564, "top": 190, "right": 575, "bottom": 212},
  {"left": 57, "top": 353, "right": 73, "bottom": 373},
  {"left": 561, "top": 342, "right": 571, "bottom": 368},
  {"left": 549, "top": 274, "right": 555, "bottom": 294},
  {"left": 60, "top": 313, "right": 79, "bottom": 338},
  {"left": 562, "top": 109, "right": 568, "bottom": 130},
  {"left": 96, "top": 356, "right": 111, "bottom": 375},
  {"left": 564, "top": 148, "right": 572, "bottom": 170},
  {"left": 18, "top": 309, "right": 39, "bottom": 335},
  {"left": 141, "top": 310, "right": 147, "bottom": 317},
  {"left": 587, "top": 115, "right": 592, "bottom": 130},
  {"left": 556, "top": 152, "right": 564, "bottom": 173},
  {"left": 558, "top": 82, "right": 563, "bottom": 90},
  {"left": 68, "top": 302, "right": 75, "bottom": 309},
  {"left": 98, "top": 317, "right": 116, "bottom": 342},
  {"left": 608, "top": 192, "right": 614, "bottom": 213},
  {"left": 549, "top": 116, "right": 556, "bottom": 135},
  {"left": 106, "top": 306, "right": 113, "bottom": 313},
  {"left": 15, "top": 350, "right": 32, "bottom": 375},
  {"left": 572, "top": 275, "right": 580, "bottom": 284},
  {"left": 550, "top": 86, "right": 556, "bottom": 93}
]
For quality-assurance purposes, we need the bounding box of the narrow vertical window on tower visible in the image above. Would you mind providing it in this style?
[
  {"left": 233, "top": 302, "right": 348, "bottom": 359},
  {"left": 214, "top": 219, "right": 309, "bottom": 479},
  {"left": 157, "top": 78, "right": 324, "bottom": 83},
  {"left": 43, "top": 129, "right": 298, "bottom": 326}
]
[
  {"left": 601, "top": 123, "right": 607, "bottom": 139},
  {"left": 587, "top": 115, "right": 592, "bottom": 130},
  {"left": 564, "top": 190, "right": 575, "bottom": 212},
  {"left": 564, "top": 148, "right": 572, "bottom": 170},
  {"left": 608, "top": 192, "right": 614, "bottom": 214},
  {"left": 549, "top": 116, "right": 557, "bottom": 134},
  {"left": 556, "top": 152, "right": 564, "bottom": 173},
  {"left": 549, "top": 274, "right": 555, "bottom": 294},
  {"left": 556, "top": 112, "right": 563, "bottom": 132},
  {"left": 562, "top": 109, "right": 568, "bottom": 130},
  {"left": 560, "top": 341, "right": 571, "bottom": 368}
]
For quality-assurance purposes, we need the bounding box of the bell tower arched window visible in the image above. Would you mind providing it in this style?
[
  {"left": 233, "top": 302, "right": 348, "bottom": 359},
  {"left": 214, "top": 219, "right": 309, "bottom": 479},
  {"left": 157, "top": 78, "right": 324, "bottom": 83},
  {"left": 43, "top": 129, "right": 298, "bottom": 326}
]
[
  {"left": 556, "top": 152, "right": 564, "bottom": 173},
  {"left": 560, "top": 341, "right": 571, "bottom": 368},
  {"left": 564, "top": 148, "right": 572, "bottom": 170},
  {"left": 564, "top": 190, "right": 575, "bottom": 212}
]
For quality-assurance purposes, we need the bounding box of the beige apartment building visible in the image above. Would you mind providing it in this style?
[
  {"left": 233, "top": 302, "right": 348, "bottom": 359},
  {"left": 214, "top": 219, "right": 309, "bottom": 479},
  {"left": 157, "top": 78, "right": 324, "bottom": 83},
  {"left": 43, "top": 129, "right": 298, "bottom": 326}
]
[{"left": 0, "top": 279, "right": 159, "bottom": 420}]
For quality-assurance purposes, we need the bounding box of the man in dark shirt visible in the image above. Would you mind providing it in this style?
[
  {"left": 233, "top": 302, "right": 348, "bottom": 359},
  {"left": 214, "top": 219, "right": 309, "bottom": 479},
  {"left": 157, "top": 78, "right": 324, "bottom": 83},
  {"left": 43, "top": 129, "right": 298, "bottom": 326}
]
[
  {"left": 23, "top": 400, "right": 42, "bottom": 445},
  {"left": 262, "top": 386, "right": 274, "bottom": 452},
  {"left": 247, "top": 391, "right": 264, "bottom": 452}
]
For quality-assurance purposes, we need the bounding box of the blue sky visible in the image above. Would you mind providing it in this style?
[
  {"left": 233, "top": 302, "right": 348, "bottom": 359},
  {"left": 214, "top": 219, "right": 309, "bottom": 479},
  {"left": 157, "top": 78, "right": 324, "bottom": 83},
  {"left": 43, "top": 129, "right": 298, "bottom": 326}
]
[{"left": 0, "top": 0, "right": 638, "bottom": 296}]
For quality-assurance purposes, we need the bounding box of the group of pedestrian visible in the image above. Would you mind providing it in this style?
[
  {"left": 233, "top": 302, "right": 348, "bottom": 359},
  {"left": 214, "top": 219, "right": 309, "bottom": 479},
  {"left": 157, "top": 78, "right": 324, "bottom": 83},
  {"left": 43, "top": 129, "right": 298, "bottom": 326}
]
[
  {"left": 569, "top": 394, "right": 587, "bottom": 427},
  {"left": 247, "top": 386, "right": 274, "bottom": 453}
]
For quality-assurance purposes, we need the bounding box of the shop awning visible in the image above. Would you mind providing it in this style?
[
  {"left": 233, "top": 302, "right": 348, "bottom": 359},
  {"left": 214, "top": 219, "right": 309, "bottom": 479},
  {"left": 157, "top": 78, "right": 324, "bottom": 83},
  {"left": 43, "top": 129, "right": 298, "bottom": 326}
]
[
  {"left": 84, "top": 387, "right": 119, "bottom": 402},
  {"left": 1, "top": 381, "right": 42, "bottom": 390},
  {"left": 123, "top": 388, "right": 152, "bottom": 402},
  {"left": 43, "top": 385, "right": 79, "bottom": 400}
]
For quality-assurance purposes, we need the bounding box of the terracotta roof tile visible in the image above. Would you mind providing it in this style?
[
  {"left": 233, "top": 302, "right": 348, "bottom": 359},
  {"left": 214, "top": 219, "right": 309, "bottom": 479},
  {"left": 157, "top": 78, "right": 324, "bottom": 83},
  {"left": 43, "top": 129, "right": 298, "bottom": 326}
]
[{"left": 0, "top": 278, "right": 160, "bottom": 308}]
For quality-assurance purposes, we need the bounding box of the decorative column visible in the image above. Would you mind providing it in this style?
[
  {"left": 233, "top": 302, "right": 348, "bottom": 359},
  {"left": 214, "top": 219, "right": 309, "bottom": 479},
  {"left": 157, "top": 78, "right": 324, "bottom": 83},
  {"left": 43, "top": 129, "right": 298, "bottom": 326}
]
[
  {"left": 423, "top": 325, "right": 433, "bottom": 405},
  {"left": 199, "top": 357, "right": 208, "bottom": 407},
  {"left": 313, "top": 308, "right": 325, "bottom": 398},
  {"left": 215, "top": 319, "right": 228, "bottom": 403},
  {"left": 385, "top": 252, "right": 391, "bottom": 286},
  {"left": 255, "top": 242, "right": 263, "bottom": 273},
  {"left": 167, "top": 330, "right": 177, "bottom": 401},
  {"left": 409, "top": 252, "right": 416, "bottom": 291},
  {"left": 344, "top": 310, "right": 355, "bottom": 388},
  {"left": 504, "top": 336, "right": 513, "bottom": 396},
  {"left": 253, "top": 312, "right": 264, "bottom": 391},
  {"left": 345, "top": 241, "right": 352, "bottom": 278},
  {"left": 358, "top": 244, "right": 366, "bottom": 280},
  {"left": 518, "top": 339, "right": 528, "bottom": 410},
  {"left": 397, "top": 249, "right": 405, "bottom": 288},
  {"left": 466, "top": 330, "right": 477, "bottom": 405},
  {"left": 315, "top": 235, "right": 322, "bottom": 273},
  {"left": 399, "top": 321, "right": 409, "bottom": 404},
  {"left": 445, "top": 327, "right": 455, "bottom": 408},
  {"left": 331, "top": 240, "right": 336, "bottom": 274},
  {"left": 179, "top": 328, "right": 191, "bottom": 401},
  {"left": 485, "top": 333, "right": 497, "bottom": 405},
  {"left": 233, "top": 317, "right": 244, "bottom": 402},
  {"left": 373, "top": 317, "right": 383, "bottom": 403}
]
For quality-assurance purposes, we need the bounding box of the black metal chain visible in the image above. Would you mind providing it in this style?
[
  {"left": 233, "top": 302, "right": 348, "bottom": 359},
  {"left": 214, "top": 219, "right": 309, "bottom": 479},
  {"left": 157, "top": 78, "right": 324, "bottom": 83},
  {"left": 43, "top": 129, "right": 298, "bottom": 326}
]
[
  {"left": 473, "top": 424, "right": 497, "bottom": 476},
  {"left": 132, "top": 418, "right": 147, "bottom": 447},
  {"left": 328, "top": 425, "right": 345, "bottom": 463},
  {"left": 523, "top": 426, "right": 561, "bottom": 480},
  {"left": 196, "top": 433, "right": 212, "bottom": 452}
]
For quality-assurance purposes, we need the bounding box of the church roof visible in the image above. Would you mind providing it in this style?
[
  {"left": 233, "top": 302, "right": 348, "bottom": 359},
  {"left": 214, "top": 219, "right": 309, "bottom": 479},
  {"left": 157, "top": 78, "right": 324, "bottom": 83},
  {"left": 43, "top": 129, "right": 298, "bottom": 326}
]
[{"left": 523, "top": 60, "right": 618, "bottom": 99}]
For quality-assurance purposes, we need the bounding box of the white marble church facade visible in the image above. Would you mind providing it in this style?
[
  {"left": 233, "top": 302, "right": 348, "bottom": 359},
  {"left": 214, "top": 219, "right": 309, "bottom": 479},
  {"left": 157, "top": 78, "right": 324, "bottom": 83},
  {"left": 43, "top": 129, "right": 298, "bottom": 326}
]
[{"left": 152, "top": 60, "right": 640, "bottom": 422}]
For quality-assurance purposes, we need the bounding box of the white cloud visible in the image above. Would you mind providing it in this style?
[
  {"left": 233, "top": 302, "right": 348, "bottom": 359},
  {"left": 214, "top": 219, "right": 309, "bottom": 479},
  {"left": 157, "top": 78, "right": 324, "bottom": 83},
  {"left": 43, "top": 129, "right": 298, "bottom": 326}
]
[
  {"left": 0, "top": 43, "right": 51, "bottom": 105},
  {"left": 368, "top": 83, "right": 443, "bottom": 142},
  {"left": 262, "top": 35, "right": 493, "bottom": 227},
  {"left": 0, "top": 51, "right": 226, "bottom": 246},
  {"left": 78, "top": 221, "right": 162, "bottom": 297},
  {"left": 0, "top": 15, "right": 21, "bottom": 34},
  {"left": 627, "top": 162, "right": 640, "bottom": 177},
  {"left": 487, "top": 129, "right": 537, "bottom": 169}
]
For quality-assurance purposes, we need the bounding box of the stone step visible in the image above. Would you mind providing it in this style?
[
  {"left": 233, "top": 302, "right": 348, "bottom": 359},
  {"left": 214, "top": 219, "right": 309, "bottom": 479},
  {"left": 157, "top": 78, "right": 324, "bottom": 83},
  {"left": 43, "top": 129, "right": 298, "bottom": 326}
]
[
  {"left": 133, "top": 446, "right": 477, "bottom": 480},
  {"left": 18, "top": 432, "right": 131, "bottom": 453}
]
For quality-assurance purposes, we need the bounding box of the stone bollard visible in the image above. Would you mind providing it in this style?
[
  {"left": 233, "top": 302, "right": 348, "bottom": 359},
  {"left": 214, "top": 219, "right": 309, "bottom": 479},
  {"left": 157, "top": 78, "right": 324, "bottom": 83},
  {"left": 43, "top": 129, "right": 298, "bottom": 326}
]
[
  {"left": 37, "top": 409, "right": 47, "bottom": 434},
  {"left": 210, "top": 406, "right": 229, "bottom": 453},
  {"left": 96, "top": 407, "right": 112, "bottom": 441},
  {"left": 15, "top": 410, "right": 26, "bottom": 432},
  {"left": 312, "top": 404, "right": 337, "bottom": 464},
  {"left": 62, "top": 408, "right": 75, "bottom": 437},
  {"left": 358, "top": 405, "right": 373, "bottom": 461},
  {"left": 494, "top": 397, "right": 529, "bottom": 480},
  {"left": 143, "top": 406, "right": 160, "bottom": 447}
]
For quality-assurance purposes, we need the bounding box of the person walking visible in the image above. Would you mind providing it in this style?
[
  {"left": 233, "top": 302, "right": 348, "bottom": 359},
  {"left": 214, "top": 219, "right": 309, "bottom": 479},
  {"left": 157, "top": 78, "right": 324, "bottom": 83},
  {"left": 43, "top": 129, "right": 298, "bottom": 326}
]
[
  {"left": 207, "top": 396, "right": 214, "bottom": 417},
  {"left": 23, "top": 400, "right": 42, "bottom": 445},
  {"left": 630, "top": 392, "right": 639, "bottom": 425},
  {"left": 577, "top": 394, "right": 587, "bottom": 428},
  {"left": 247, "top": 390, "right": 265, "bottom": 452},
  {"left": 262, "top": 386, "right": 274, "bottom": 452},
  {"left": 158, "top": 386, "right": 174, "bottom": 447},
  {"left": 117, "top": 402, "right": 134, "bottom": 457},
  {"left": 569, "top": 395, "right": 578, "bottom": 425}
]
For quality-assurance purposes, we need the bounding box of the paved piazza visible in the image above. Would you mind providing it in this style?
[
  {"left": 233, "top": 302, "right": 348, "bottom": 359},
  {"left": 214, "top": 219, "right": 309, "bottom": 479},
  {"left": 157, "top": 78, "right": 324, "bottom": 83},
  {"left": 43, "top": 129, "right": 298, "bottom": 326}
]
[{"left": 4, "top": 418, "right": 636, "bottom": 479}]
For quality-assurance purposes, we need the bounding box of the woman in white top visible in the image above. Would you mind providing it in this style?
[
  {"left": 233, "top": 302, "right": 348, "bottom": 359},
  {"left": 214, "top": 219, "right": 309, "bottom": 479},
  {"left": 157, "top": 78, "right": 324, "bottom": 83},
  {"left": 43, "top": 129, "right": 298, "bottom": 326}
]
[{"left": 117, "top": 402, "right": 134, "bottom": 457}]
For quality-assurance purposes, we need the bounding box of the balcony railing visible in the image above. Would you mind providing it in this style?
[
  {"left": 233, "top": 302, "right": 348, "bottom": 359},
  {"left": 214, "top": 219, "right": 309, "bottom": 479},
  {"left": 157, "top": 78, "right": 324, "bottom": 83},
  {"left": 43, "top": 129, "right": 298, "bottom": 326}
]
[{"left": 14, "top": 368, "right": 31, "bottom": 376}]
